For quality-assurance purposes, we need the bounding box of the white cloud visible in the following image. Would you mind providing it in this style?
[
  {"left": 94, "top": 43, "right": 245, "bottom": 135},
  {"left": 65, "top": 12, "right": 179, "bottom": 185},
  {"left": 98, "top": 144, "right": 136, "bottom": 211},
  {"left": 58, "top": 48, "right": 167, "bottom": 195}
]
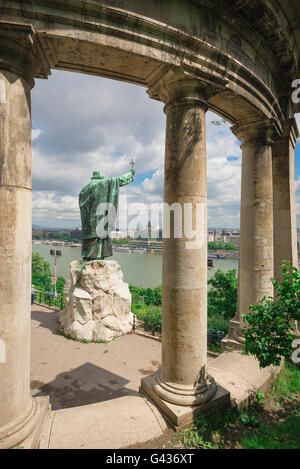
[
  {"left": 31, "top": 71, "right": 299, "bottom": 230},
  {"left": 32, "top": 128, "right": 42, "bottom": 141}
]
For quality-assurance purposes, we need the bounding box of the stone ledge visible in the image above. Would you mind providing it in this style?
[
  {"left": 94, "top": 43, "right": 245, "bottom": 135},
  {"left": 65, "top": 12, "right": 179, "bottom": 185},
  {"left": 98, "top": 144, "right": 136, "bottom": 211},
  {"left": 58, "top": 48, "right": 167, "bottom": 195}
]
[
  {"left": 208, "top": 351, "right": 282, "bottom": 408},
  {"left": 140, "top": 376, "right": 230, "bottom": 431},
  {"left": 38, "top": 396, "right": 166, "bottom": 449},
  {"left": 221, "top": 336, "right": 245, "bottom": 352},
  {"left": 140, "top": 350, "right": 282, "bottom": 430}
]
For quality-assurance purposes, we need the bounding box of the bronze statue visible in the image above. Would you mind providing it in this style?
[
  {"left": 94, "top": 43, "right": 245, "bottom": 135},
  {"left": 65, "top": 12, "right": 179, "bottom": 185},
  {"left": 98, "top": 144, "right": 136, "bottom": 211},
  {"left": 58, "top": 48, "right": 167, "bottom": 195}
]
[{"left": 79, "top": 165, "right": 135, "bottom": 260}]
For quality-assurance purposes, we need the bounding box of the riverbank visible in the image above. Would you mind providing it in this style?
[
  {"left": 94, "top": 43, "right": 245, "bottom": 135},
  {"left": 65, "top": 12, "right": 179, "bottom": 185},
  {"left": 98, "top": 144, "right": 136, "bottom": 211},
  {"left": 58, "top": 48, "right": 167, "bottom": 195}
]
[
  {"left": 32, "top": 241, "right": 239, "bottom": 288},
  {"left": 33, "top": 239, "right": 239, "bottom": 258}
]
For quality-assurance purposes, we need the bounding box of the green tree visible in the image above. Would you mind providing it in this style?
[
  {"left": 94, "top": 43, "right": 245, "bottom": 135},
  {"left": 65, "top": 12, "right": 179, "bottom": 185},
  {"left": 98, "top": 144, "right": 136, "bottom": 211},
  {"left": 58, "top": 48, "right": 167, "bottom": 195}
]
[
  {"left": 32, "top": 252, "right": 51, "bottom": 276},
  {"left": 208, "top": 241, "right": 236, "bottom": 251},
  {"left": 32, "top": 272, "right": 51, "bottom": 291},
  {"left": 32, "top": 253, "right": 51, "bottom": 291},
  {"left": 59, "top": 233, "right": 70, "bottom": 241},
  {"left": 243, "top": 263, "right": 300, "bottom": 368},
  {"left": 153, "top": 285, "right": 162, "bottom": 306},
  {"left": 144, "top": 287, "right": 155, "bottom": 305},
  {"left": 56, "top": 277, "right": 66, "bottom": 294},
  {"left": 207, "top": 269, "right": 237, "bottom": 319}
]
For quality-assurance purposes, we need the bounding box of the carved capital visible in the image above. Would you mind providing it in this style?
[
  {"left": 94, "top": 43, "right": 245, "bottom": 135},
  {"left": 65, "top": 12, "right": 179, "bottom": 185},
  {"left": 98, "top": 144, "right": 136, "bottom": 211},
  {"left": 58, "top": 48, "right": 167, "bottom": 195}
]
[
  {"left": 0, "top": 21, "right": 51, "bottom": 87},
  {"left": 231, "top": 118, "right": 281, "bottom": 147},
  {"left": 275, "top": 118, "right": 299, "bottom": 149},
  {"left": 147, "top": 65, "right": 221, "bottom": 112}
]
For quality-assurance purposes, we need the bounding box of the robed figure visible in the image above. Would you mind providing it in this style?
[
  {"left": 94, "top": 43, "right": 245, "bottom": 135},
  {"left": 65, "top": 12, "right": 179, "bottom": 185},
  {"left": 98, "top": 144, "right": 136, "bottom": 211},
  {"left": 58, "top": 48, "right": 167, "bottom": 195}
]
[{"left": 79, "top": 169, "right": 135, "bottom": 260}]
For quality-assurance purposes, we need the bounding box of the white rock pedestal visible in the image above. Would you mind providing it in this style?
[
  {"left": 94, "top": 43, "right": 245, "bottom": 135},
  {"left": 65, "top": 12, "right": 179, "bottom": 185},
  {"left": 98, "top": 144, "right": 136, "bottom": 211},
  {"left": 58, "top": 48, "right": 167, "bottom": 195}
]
[{"left": 59, "top": 260, "right": 133, "bottom": 342}]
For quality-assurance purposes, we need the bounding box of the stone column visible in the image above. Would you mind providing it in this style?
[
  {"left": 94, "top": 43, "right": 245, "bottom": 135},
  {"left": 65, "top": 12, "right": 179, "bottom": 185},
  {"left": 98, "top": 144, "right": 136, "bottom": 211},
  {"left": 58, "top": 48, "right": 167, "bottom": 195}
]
[
  {"left": 0, "top": 23, "right": 50, "bottom": 449},
  {"left": 222, "top": 119, "right": 278, "bottom": 349},
  {"left": 273, "top": 118, "right": 299, "bottom": 335},
  {"left": 141, "top": 69, "right": 229, "bottom": 427},
  {"left": 272, "top": 119, "right": 299, "bottom": 279}
]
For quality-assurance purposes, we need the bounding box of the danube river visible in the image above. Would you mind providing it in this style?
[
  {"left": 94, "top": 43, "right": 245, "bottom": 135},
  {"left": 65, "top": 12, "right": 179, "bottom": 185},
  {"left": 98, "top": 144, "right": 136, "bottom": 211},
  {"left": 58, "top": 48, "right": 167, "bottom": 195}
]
[{"left": 32, "top": 242, "right": 238, "bottom": 288}]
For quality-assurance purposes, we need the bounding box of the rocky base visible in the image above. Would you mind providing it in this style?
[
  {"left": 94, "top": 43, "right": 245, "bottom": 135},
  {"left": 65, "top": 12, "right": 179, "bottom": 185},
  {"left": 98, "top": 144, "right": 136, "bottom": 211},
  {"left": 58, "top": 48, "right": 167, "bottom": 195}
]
[{"left": 59, "top": 260, "right": 133, "bottom": 342}]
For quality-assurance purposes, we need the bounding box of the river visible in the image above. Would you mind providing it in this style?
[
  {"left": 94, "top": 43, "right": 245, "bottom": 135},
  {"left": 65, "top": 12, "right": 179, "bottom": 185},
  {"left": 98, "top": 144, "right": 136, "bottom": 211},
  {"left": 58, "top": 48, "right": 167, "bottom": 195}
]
[{"left": 32, "top": 242, "right": 238, "bottom": 288}]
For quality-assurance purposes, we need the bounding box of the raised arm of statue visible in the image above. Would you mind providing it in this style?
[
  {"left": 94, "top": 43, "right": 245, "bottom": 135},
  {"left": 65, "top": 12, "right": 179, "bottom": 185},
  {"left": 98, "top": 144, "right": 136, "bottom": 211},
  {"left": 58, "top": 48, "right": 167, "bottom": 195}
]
[{"left": 117, "top": 170, "right": 135, "bottom": 187}]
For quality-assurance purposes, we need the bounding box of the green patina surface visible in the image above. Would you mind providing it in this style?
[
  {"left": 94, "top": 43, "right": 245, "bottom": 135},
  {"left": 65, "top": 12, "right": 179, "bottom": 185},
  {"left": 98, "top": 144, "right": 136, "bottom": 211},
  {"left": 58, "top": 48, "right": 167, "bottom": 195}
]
[{"left": 79, "top": 169, "right": 134, "bottom": 260}]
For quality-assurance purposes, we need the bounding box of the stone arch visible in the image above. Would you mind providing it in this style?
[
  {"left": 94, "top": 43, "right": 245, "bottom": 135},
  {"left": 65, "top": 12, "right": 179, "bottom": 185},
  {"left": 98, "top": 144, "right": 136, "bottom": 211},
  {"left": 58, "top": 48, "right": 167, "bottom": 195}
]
[{"left": 0, "top": 1, "right": 299, "bottom": 447}]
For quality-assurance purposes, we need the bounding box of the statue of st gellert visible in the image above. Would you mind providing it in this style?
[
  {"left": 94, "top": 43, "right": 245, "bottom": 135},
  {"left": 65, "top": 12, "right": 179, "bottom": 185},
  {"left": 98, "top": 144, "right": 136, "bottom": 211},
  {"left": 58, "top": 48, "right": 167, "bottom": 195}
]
[{"left": 79, "top": 168, "right": 135, "bottom": 260}]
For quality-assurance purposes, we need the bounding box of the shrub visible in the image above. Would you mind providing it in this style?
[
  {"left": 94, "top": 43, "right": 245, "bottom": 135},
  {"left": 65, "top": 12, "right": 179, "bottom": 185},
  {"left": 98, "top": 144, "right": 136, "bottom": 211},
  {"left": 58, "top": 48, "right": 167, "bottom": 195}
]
[
  {"left": 243, "top": 263, "right": 300, "bottom": 368},
  {"left": 143, "top": 306, "right": 162, "bottom": 333},
  {"left": 207, "top": 315, "right": 230, "bottom": 334},
  {"left": 129, "top": 284, "right": 162, "bottom": 306}
]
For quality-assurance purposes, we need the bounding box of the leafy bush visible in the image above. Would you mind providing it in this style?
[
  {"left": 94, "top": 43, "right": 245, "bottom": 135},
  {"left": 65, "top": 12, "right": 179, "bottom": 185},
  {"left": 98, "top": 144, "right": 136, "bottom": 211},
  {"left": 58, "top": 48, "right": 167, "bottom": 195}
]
[
  {"left": 129, "top": 284, "right": 162, "bottom": 306},
  {"left": 207, "top": 315, "right": 230, "bottom": 334},
  {"left": 134, "top": 305, "right": 162, "bottom": 333},
  {"left": 243, "top": 263, "right": 300, "bottom": 368},
  {"left": 144, "top": 307, "right": 162, "bottom": 333}
]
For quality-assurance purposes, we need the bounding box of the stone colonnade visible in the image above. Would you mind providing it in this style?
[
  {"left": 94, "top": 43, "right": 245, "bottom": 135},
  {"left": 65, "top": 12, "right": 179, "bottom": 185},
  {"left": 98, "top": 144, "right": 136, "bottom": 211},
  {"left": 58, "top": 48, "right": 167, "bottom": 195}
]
[
  {"left": 141, "top": 69, "right": 299, "bottom": 423},
  {"left": 0, "top": 24, "right": 50, "bottom": 449},
  {"left": 0, "top": 40, "right": 298, "bottom": 440},
  {"left": 223, "top": 118, "right": 299, "bottom": 348}
]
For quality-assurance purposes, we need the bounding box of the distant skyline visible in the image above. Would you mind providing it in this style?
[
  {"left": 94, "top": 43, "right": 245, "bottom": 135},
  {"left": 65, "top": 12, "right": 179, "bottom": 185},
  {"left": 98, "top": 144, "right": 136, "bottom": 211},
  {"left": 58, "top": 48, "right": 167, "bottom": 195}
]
[
  {"left": 31, "top": 70, "right": 300, "bottom": 230},
  {"left": 32, "top": 224, "right": 242, "bottom": 231}
]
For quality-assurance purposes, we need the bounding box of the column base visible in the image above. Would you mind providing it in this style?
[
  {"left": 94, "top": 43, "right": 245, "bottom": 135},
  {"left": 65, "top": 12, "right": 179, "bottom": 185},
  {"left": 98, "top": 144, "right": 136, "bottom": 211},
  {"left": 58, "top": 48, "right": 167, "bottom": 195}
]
[
  {"left": 152, "top": 369, "right": 218, "bottom": 406},
  {"left": 140, "top": 375, "right": 230, "bottom": 430},
  {"left": 221, "top": 318, "right": 245, "bottom": 352},
  {"left": 0, "top": 396, "right": 50, "bottom": 449}
]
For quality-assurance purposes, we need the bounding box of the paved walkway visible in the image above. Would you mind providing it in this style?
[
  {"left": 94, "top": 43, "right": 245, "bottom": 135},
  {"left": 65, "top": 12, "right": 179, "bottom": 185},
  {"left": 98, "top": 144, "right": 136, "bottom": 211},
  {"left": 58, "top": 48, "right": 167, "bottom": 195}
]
[
  {"left": 31, "top": 305, "right": 277, "bottom": 448},
  {"left": 30, "top": 305, "right": 170, "bottom": 448},
  {"left": 31, "top": 305, "right": 163, "bottom": 410}
]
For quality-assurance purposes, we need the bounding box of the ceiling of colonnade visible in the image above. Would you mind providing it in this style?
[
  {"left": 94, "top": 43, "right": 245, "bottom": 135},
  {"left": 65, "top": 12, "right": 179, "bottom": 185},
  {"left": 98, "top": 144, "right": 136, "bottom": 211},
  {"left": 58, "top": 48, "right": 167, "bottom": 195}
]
[
  {"left": 1, "top": 0, "right": 300, "bottom": 123},
  {"left": 0, "top": 1, "right": 299, "bottom": 227}
]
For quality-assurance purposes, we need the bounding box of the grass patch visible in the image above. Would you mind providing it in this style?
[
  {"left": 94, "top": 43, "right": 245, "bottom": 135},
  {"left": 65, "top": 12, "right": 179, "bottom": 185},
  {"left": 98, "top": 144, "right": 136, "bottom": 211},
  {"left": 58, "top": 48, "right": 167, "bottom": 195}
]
[
  {"left": 242, "top": 414, "right": 300, "bottom": 449},
  {"left": 271, "top": 361, "right": 300, "bottom": 400},
  {"left": 174, "top": 361, "right": 300, "bottom": 449}
]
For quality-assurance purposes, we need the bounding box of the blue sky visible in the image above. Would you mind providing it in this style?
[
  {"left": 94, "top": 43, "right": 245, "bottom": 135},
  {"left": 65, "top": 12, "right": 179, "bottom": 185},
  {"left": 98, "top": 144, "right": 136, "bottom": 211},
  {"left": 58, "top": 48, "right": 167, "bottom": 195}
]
[{"left": 31, "top": 70, "right": 300, "bottom": 230}]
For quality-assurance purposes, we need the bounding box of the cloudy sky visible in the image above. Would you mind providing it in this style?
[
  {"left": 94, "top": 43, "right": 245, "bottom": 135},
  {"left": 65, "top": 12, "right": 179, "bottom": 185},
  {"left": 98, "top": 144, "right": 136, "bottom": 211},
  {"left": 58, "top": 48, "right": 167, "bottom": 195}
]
[{"left": 31, "top": 70, "right": 300, "bottom": 230}]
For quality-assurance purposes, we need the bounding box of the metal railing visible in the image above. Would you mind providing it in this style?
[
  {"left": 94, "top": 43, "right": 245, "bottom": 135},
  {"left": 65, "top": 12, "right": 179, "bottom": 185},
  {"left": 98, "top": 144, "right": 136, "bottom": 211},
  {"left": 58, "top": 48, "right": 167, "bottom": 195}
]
[
  {"left": 133, "top": 314, "right": 225, "bottom": 347},
  {"left": 33, "top": 289, "right": 66, "bottom": 310}
]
